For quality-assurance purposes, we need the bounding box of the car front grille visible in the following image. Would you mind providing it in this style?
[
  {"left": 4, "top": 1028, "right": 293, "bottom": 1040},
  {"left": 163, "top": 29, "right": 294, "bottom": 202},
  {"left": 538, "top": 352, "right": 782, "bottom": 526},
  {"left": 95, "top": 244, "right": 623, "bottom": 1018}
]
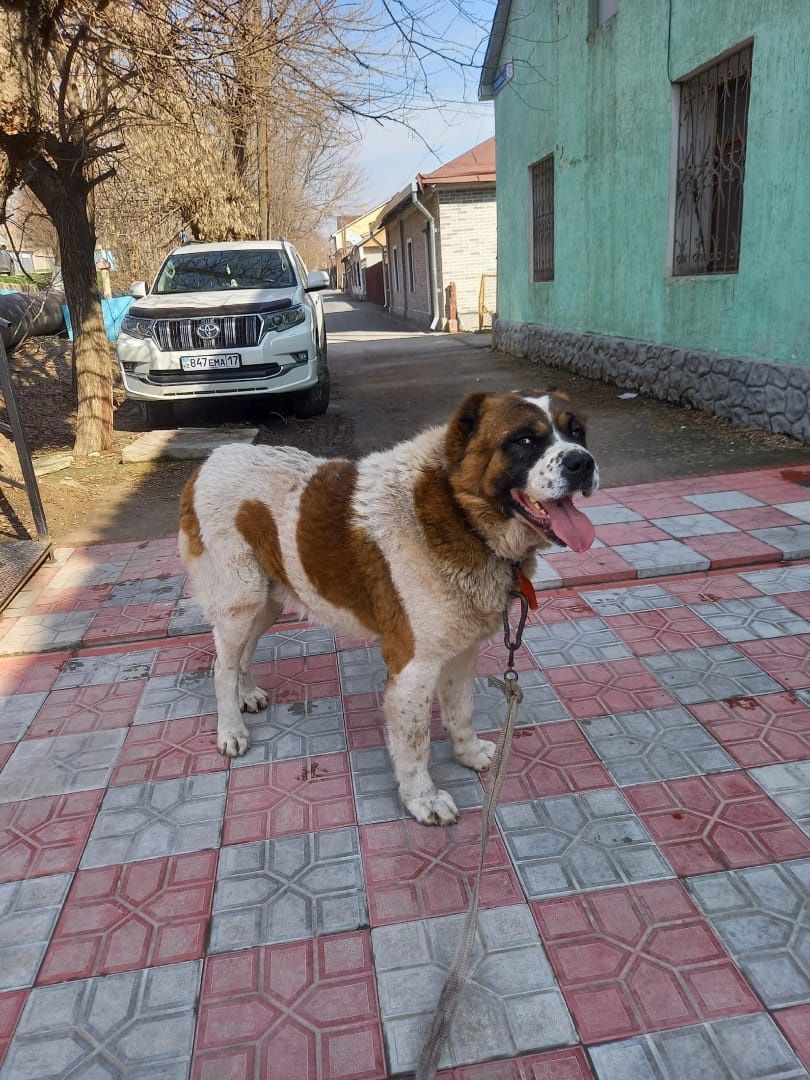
[
  {"left": 153, "top": 314, "right": 262, "bottom": 352},
  {"left": 147, "top": 363, "right": 281, "bottom": 385}
]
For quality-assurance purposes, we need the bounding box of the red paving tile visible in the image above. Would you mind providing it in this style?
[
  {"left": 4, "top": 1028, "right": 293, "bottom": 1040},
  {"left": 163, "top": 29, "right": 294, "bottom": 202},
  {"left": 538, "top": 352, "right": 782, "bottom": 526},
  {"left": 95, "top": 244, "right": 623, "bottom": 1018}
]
[
  {"left": 222, "top": 755, "right": 355, "bottom": 845},
  {"left": 111, "top": 714, "right": 226, "bottom": 786},
  {"left": 689, "top": 693, "right": 810, "bottom": 767},
  {"left": 83, "top": 602, "right": 175, "bottom": 645},
  {"left": 360, "top": 811, "right": 523, "bottom": 926},
  {"left": 662, "top": 572, "right": 762, "bottom": 603},
  {"left": 343, "top": 694, "right": 386, "bottom": 750},
  {"left": 683, "top": 533, "right": 780, "bottom": 569},
  {"left": 475, "top": 640, "right": 537, "bottom": 676},
  {"left": 777, "top": 591, "right": 810, "bottom": 621},
  {"left": 738, "top": 636, "right": 810, "bottom": 691},
  {"left": 0, "top": 652, "right": 70, "bottom": 696},
  {"left": 481, "top": 722, "right": 613, "bottom": 802},
  {"left": 546, "top": 659, "right": 676, "bottom": 720},
  {"left": 192, "top": 933, "right": 386, "bottom": 1080},
  {"left": 717, "top": 506, "right": 803, "bottom": 530},
  {"left": 544, "top": 548, "right": 636, "bottom": 587},
  {"left": 0, "top": 789, "right": 103, "bottom": 884},
  {"left": 533, "top": 881, "right": 760, "bottom": 1043},
  {"left": 38, "top": 851, "right": 217, "bottom": 984},
  {"left": 254, "top": 653, "right": 340, "bottom": 703},
  {"left": 618, "top": 494, "right": 698, "bottom": 518},
  {"left": 525, "top": 592, "right": 598, "bottom": 626},
  {"left": 25, "top": 680, "right": 146, "bottom": 739},
  {"left": 0, "top": 744, "right": 13, "bottom": 771},
  {"left": 438, "top": 1047, "right": 594, "bottom": 1079},
  {"left": 0, "top": 990, "right": 26, "bottom": 1068},
  {"left": 625, "top": 772, "right": 810, "bottom": 875},
  {"left": 29, "top": 584, "right": 114, "bottom": 615},
  {"left": 775, "top": 1005, "right": 810, "bottom": 1072},
  {"left": 594, "top": 522, "right": 671, "bottom": 546},
  {"left": 151, "top": 637, "right": 215, "bottom": 676},
  {"left": 606, "top": 607, "right": 726, "bottom": 656}
]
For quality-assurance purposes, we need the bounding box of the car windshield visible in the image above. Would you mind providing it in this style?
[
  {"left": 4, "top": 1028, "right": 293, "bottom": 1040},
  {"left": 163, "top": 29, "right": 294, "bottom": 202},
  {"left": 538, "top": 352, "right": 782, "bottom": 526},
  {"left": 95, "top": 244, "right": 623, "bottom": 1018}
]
[{"left": 153, "top": 250, "right": 296, "bottom": 294}]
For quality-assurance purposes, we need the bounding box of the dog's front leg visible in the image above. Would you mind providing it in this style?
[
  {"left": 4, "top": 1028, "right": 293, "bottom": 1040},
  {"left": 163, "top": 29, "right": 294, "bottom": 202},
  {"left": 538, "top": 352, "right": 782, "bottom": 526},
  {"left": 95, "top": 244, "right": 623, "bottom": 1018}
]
[
  {"left": 438, "top": 644, "right": 496, "bottom": 771},
  {"left": 385, "top": 658, "right": 458, "bottom": 826}
]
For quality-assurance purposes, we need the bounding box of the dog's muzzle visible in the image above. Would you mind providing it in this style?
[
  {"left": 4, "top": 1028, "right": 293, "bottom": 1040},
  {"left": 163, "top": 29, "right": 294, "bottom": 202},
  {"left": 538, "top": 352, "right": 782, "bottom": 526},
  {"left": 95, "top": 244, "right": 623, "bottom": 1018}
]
[{"left": 561, "top": 449, "right": 596, "bottom": 495}]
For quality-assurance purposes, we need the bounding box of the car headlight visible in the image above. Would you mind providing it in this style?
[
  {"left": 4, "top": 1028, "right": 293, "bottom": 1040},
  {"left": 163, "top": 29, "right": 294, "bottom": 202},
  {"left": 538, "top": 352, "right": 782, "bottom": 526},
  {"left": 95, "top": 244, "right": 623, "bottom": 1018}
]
[
  {"left": 261, "top": 306, "right": 306, "bottom": 334},
  {"left": 121, "top": 315, "right": 155, "bottom": 339}
]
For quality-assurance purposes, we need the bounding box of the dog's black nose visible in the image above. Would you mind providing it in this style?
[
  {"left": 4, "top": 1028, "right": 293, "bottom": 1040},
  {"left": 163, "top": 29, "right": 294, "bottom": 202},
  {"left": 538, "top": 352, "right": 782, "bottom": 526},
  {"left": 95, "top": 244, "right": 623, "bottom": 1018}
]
[{"left": 561, "top": 450, "right": 595, "bottom": 489}]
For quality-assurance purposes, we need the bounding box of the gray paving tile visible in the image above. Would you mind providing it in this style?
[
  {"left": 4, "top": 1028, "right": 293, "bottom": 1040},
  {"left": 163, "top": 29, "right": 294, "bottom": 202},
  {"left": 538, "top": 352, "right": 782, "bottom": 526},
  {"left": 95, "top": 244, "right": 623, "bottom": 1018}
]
[
  {"left": 579, "top": 706, "right": 736, "bottom": 786},
  {"left": 582, "top": 503, "right": 642, "bottom": 525},
  {"left": 0, "top": 612, "right": 95, "bottom": 656},
  {"left": 0, "top": 691, "right": 46, "bottom": 743},
  {"left": 651, "top": 514, "right": 739, "bottom": 539},
  {"left": 372, "top": 904, "right": 576, "bottom": 1075},
  {"left": 107, "top": 573, "right": 185, "bottom": 607},
  {"left": 642, "top": 646, "right": 781, "bottom": 704},
  {"left": 751, "top": 525, "right": 810, "bottom": 560},
  {"left": 49, "top": 560, "right": 128, "bottom": 590},
  {"left": 473, "top": 671, "right": 569, "bottom": 729},
  {"left": 589, "top": 1014, "right": 806, "bottom": 1080},
  {"left": 0, "top": 728, "right": 125, "bottom": 803},
  {"left": 231, "top": 697, "right": 346, "bottom": 766},
  {"left": 167, "top": 597, "right": 209, "bottom": 637},
  {"left": 53, "top": 648, "right": 156, "bottom": 688},
  {"left": 686, "top": 857, "right": 810, "bottom": 1008},
  {"left": 210, "top": 826, "right": 367, "bottom": 952},
  {"left": 523, "top": 617, "right": 632, "bottom": 668},
  {"left": 496, "top": 789, "right": 673, "bottom": 899},
  {"left": 350, "top": 741, "right": 484, "bottom": 824},
  {"left": 691, "top": 595, "right": 810, "bottom": 642},
  {"left": 776, "top": 500, "right": 810, "bottom": 523},
  {"left": 0, "top": 873, "right": 71, "bottom": 991},
  {"left": 583, "top": 584, "right": 680, "bottom": 617},
  {"left": 530, "top": 559, "right": 564, "bottom": 590},
  {"left": 80, "top": 773, "right": 226, "bottom": 868},
  {"left": 612, "top": 541, "right": 710, "bottom": 579},
  {"left": 133, "top": 671, "right": 217, "bottom": 724},
  {"left": 338, "top": 646, "right": 386, "bottom": 695},
  {"left": 749, "top": 760, "right": 810, "bottom": 836},
  {"left": 742, "top": 565, "right": 810, "bottom": 595},
  {"left": 0, "top": 960, "right": 201, "bottom": 1079},
  {"left": 685, "top": 491, "right": 765, "bottom": 513},
  {"left": 254, "top": 626, "right": 336, "bottom": 661}
]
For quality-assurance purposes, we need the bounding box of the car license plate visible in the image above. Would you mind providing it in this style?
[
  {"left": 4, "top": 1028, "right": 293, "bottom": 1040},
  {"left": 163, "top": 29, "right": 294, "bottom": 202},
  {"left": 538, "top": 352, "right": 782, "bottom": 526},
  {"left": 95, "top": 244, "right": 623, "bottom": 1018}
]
[{"left": 179, "top": 354, "right": 241, "bottom": 371}]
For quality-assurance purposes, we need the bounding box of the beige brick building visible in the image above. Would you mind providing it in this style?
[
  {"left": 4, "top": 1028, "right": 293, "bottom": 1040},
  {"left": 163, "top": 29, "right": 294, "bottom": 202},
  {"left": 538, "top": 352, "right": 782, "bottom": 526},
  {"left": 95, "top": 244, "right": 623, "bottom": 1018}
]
[{"left": 375, "top": 139, "right": 497, "bottom": 331}]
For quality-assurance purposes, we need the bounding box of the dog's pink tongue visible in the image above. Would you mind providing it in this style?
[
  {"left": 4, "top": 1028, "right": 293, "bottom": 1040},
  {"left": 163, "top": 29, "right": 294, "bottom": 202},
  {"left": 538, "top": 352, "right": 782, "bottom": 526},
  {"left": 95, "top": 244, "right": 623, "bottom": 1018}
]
[{"left": 544, "top": 498, "right": 595, "bottom": 552}]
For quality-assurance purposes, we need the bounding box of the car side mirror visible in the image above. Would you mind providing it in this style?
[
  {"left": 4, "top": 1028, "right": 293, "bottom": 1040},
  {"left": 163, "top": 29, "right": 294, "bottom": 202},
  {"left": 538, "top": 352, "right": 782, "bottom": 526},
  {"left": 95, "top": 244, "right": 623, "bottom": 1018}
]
[
  {"left": 305, "top": 270, "right": 330, "bottom": 292},
  {"left": 129, "top": 281, "right": 148, "bottom": 298}
]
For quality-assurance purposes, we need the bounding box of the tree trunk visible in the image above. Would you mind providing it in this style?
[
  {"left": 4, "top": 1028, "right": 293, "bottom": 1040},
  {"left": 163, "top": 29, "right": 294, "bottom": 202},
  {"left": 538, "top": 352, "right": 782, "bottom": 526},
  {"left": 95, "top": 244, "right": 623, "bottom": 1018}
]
[{"left": 27, "top": 155, "right": 114, "bottom": 459}]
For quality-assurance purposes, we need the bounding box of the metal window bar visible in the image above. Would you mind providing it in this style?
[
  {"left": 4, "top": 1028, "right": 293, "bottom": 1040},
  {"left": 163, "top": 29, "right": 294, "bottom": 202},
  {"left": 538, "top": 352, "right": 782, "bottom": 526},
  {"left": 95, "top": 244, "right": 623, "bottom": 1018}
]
[
  {"left": 673, "top": 44, "right": 752, "bottom": 276},
  {"left": 531, "top": 156, "right": 554, "bottom": 282}
]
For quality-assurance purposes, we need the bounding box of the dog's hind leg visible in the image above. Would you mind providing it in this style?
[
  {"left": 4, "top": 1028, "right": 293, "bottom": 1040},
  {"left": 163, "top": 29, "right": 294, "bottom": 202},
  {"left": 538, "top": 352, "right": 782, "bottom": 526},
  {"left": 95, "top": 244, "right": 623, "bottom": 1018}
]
[
  {"left": 238, "top": 589, "right": 284, "bottom": 713},
  {"left": 438, "top": 644, "right": 496, "bottom": 772}
]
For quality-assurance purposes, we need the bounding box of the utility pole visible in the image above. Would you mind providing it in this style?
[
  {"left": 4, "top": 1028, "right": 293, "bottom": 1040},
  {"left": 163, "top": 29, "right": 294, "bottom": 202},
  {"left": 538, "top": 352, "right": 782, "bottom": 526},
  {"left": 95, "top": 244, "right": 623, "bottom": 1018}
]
[{"left": 255, "top": 0, "right": 271, "bottom": 239}]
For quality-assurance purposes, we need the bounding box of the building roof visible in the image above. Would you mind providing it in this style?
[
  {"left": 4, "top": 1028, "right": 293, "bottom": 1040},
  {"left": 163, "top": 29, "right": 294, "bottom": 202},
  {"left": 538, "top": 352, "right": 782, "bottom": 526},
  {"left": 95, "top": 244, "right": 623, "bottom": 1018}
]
[
  {"left": 417, "top": 137, "right": 496, "bottom": 186},
  {"left": 336, "top": 213, "right": 364, "bottom": 230},
  {"left": 478, "top": 0, "right": 512, "bottom": 100}
]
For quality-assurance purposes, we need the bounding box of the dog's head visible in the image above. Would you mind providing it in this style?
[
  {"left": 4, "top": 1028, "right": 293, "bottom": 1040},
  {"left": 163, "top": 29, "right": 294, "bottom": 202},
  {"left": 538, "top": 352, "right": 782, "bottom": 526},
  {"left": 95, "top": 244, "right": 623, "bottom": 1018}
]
[{"left": 445, "top": 390, "right": 599, "bottom": 555}]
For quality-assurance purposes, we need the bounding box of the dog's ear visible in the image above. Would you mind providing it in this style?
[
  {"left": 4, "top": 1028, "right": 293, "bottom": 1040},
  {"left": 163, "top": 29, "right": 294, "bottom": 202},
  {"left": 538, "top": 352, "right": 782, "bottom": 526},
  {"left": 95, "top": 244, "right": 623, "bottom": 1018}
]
[{"left": 445, "top": 391, "right": 489, "bottom": 470}]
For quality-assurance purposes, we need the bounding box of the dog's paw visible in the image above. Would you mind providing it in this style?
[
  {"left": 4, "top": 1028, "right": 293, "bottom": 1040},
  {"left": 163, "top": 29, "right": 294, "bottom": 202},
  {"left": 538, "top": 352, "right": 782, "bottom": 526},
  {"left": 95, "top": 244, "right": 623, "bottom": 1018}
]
[
  {"left": 218, "top": 725, "right": 250, "bottom": 757},
  {"left": 455, "top": 737, "right": 497, "bottom": 772},
  {"left": 239, "top": 686, "right": 268, "bottom": 713},
  {"left": 406, "top": 789, "right": 459, "bottom": 827}
]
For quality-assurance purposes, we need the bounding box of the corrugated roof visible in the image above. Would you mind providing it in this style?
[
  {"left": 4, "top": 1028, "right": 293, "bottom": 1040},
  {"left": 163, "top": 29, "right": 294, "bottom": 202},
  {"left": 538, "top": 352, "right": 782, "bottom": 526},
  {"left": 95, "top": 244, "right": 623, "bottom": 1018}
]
[{"left": 417, "top": 137, "right": 496, "bottom": 186}]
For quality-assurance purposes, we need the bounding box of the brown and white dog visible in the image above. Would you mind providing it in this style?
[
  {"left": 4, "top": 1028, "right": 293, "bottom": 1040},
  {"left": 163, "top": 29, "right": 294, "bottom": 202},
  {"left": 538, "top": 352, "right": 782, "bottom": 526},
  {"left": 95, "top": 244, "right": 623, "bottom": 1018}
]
[{"left": 179, "top": 390, "right": 598, "bottom": 825}]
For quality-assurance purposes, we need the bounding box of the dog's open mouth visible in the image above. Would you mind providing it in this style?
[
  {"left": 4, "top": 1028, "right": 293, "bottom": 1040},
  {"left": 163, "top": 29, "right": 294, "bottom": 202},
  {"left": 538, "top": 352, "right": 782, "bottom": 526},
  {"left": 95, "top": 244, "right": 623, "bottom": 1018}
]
[{"left": 510, "top": 490, "right": 595, "bottom": 552}]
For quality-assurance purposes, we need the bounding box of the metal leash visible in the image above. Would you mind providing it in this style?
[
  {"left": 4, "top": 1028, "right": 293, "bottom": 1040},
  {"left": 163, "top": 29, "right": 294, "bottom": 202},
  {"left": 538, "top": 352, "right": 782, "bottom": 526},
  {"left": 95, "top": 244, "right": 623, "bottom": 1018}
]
[{"left": 415, "top": 584, "right": 529, "bottom": 1080}]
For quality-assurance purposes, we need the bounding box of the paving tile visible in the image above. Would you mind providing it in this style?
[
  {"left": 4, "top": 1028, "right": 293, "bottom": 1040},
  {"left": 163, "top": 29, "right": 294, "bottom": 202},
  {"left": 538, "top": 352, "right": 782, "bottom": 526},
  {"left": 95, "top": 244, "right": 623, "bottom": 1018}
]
[
  {"left": 338, "top": 647, "right": 386, "bottom": 696},
  {"left": 0, "top": 990, "right": 26, "bottom": 1069},
  {"left": 84, "top": 601, "right": 175, "bottom": 645},
  {"left": 718, "top": 505, "right": 803, "bottom": 530},
  {"left": 742, "top": 564, "right": 810, "bottom": 595},
  {"left": 750, "top": 526, "right": 810, "bottom": 560},
  {"left": 0, "top": 612, "right": 95, "bottom": 656},
  {"left": 151, "top": 637, "right": 215, "bottom": 676},
  {"left": 545, "top": 659, "right": 676, "bottom": 721},
  {"left": 0, "top": 652, "right": 68, "bottom": 696},
  {"left": 686, "top": 858, "right": 810, "bottom": 1008},
  {"left": 607, "top": 607, "right": 725, "bottom": 656},
  {"left": 343, "top": 694, "right": 387, "bottom": 750},
  {"left": 134, "top": 670, "right": 217, "bottom": 724},
  {"left": 583, "top": 584, "right": 680, "bottom": 617},
  {"left": 0, "top": 729, "right": 125, "bottom": 804},
  {"left": 619, "top": 493, "right": 701, "bottom": 518},
  {"left": 541, "top": 548, "right": 635, "bottom": 588},
  {"left": 223, "top": 754, "right": 355, "bottom": 844},
  {"left": 691, "top": 596, "right": 810, "bottom": 643},
  {"left": 232, "top": 697, "right": 346, "bottom": 765},
  {"left": 583, "top": 504, "right": 642, "bottom": 525},
  {"left": 253, "top": 626, "right": 336, "bottom": 661},
  {"left": 80, "top": 773, "right": 226, "bottom": 868},
  {"left": 0, "top": 693, "right": 46, "bottom": 743},
  {"left": 686, "top": 491, "right": 764, "bottom": 512},
  {"left": 625, "top": 772, "right": 810, "bottom": 875},
  {"left": 651, "top": 514, "right": 739, "bottom": 539},
  {"left": 53, "top": 646, "right": 156, "bottom": 688},
  {"left": 522, "top": 618, "right": 632, "bottom": 668},
  {"left": 689, "top": 693, "right": 810, "bottom": 767},
  {"left": 594, "top": 521, "right": 671, "bottom": 546},
  {"left": 749, "top": 760, "right": 810, "bottom": 837},
  {"left": 526, "top": 592, "right": 598, "bottom": 625},
  {"left": 486, "top": 721, "right": 613, "bottom": 801},
  {"left": 38, "top": 851, "right": 217, "bottom": 984},
  {"left": 778, "top": 590, "right": 810, "bottom": 621},
  {"left": 642, "top": 646, "right": 781, "bottom": 704},
  {"left": 580, "top": 707, "right": 735, "bottom": 786},
  {"left": 350, "top": 742, "right": 483, "bottom": 824},
  {"left": 737, "top": 636, "right": 810, "bottom": 691},
  {"left": 589, "top": 1013, "right": 805, "bottom": 1079},
  {"left": 612, "top": 541, "right": 710, "bottom": 578},
  {"left": 26, "top": 680, "right": 146, "bottom": 740},
  {"left": 28, "top": 583, "right": 114, "bottom": 616},
  {"left": 360, "top": 811, "right": 523, "bottom": 926},
  {"left": 254, "top": 653, "right": 341, "bottom": 704},
  {"left": 106, "top": 573, "right": 185, "bottom": 607},
  {"left": 436, "top": 1047, "right": 594, "bottom": 1079},
  {"left": 167, "top": 597, "right": 209, "bottom": 637},
  {"left": 529, "top": 558, "right": 564, "bottom": 589},
  {"left": 0, "top": 789, "right": 103, "bottom": 884},
  {"left": 684, "top": 532, "right": 782, "bottom": 569},
  {"left": 664, "top": 572, "right": 762, "bottom": 604},
  {"left": 474, "top": 638, "right": 538, "bottom": 676},
  {"left": 775, "top": 501, "right": 810, "bottom": 523},
  {"left": 1, "top": 959, "right": 201, "bottom": 1078},
  {"left": 49, "top": 559, "right": 128, "bottom": 590},
  {"left": 775, "top": 1004, "right": 810, "bottom": 1072},
  {"left": 0, "top": 873, "right": 71, "bottom": 990},
  {"left": 472, "top": 671, "right": 570, "bottom": 729},
  {"left": 111, "top": 714, "right": 226, "bottom": 785},
  {"left": 497, "top": 789, "right": 674, "bottom": 900},
  {"left": 372, "top": 904, "right": 577, "bottom": 1074},
  {"left": 0, "top": 746, "right": 12, "bottom": 772},
  {"left": 191, "top": 933, "right": 386, "bottom": 1080},
  {"left": 209, "top": 826, "right": 367, "bottom": 952},
  {"left": 533, "top": 880, "right": 760, "bottom": 1043}
]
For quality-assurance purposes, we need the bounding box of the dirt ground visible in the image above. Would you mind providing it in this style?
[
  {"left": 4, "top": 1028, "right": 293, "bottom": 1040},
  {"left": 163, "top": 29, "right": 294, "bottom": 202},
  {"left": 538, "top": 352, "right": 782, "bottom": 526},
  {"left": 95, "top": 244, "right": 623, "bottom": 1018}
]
[{"left": 2, "top": 298, "right": 809, "bottom": 545}]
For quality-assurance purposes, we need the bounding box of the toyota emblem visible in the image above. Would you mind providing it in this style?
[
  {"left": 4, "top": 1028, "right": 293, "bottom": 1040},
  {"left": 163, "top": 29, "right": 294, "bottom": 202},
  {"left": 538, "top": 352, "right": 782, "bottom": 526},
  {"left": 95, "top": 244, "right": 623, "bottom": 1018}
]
[{"left": 196, "top": 321, "right": 220, "bottom": 341}]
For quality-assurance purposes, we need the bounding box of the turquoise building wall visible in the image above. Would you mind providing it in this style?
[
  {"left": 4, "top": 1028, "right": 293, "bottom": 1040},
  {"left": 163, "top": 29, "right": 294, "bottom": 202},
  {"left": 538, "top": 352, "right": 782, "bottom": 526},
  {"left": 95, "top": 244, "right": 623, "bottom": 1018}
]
[{"left": 493, "top": 0, "right": 810, "bottom": 364}]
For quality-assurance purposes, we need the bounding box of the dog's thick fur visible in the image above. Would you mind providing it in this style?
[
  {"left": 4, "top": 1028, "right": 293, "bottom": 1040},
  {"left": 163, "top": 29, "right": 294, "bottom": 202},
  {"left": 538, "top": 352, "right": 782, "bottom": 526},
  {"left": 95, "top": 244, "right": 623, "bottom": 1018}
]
[{"left": 179, "top": 390, "right": 598, "bottom": 824}]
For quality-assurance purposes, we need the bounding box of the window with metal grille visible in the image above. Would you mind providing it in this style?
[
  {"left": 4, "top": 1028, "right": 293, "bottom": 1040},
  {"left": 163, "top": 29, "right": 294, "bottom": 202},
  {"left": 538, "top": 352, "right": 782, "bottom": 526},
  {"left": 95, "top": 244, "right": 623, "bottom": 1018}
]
[
  {"left": 672, "top": 44, "right": 752, "bottom": 276},
  {"left": 406, "top": 239, "right": 415, "bottom": 291},
  {"left": 530, "top": 155, "right": 554, "bottom": 282},
  {"left": 393, "top": 246, "right": 400, "bottom": 291}
]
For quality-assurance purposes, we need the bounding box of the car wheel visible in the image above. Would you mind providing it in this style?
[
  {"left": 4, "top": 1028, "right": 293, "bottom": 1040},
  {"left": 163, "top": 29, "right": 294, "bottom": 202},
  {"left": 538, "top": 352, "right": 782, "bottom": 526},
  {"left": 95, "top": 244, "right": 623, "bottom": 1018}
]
[
  {"left": 138, "top": 400, "right": 176, "bottom": 428},
  {"left": 290, "top": 348, "right": 330, "bottom": 419}
]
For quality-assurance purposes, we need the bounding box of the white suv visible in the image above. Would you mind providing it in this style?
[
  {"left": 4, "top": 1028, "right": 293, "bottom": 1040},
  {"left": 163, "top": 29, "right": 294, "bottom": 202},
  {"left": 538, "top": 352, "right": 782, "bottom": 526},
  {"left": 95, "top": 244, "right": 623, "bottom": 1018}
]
[{"left": 117, "top": 239, "right": 330, "bottom": 427}]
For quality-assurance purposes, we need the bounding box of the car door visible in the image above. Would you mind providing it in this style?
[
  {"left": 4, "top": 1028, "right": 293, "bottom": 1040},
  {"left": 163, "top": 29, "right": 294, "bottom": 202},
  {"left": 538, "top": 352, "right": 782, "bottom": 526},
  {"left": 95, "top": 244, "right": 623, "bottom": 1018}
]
[{"left": 291, "top": 246, "right": 324, "bottom": 348}]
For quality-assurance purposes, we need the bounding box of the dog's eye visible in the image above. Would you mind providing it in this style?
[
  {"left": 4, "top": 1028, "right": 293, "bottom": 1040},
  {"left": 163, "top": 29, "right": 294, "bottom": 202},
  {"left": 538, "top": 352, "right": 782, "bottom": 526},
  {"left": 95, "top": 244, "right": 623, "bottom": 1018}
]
[
  {"left": 514, "top": 436, "right": 534, "bottom": 447},
  {"left": 569, "top": 420, "right": 584, "bottom": 439}
]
